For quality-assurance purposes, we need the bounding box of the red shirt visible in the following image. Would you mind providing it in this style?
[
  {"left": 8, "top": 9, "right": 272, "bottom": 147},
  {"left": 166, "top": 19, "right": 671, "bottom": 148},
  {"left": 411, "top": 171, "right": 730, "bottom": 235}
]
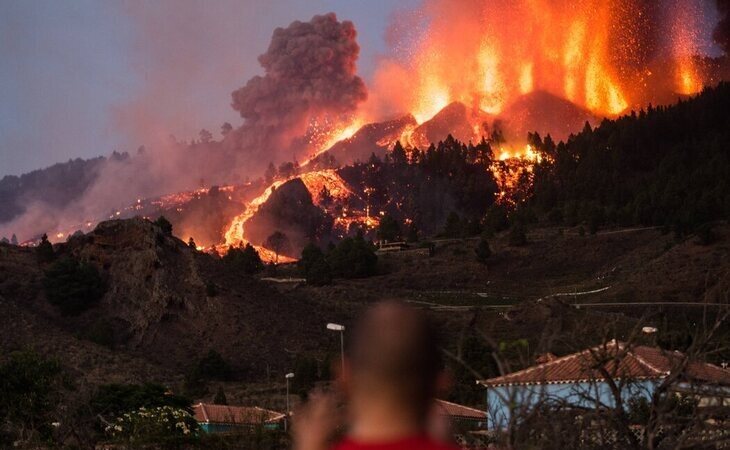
[{"left": 332, "top": 435, "right": 460, "bottom": 450}]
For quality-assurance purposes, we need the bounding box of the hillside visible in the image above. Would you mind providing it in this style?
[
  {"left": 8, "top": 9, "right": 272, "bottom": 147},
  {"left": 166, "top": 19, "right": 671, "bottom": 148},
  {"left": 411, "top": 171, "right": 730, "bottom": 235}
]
[{"left": 0, "top": 218, "right": 326, "bottom": 384}]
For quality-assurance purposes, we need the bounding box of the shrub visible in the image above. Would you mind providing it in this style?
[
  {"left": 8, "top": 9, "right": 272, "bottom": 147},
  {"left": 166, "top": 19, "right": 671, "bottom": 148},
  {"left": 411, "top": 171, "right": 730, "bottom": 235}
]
[
  {"left": 104, "top": 405, "right": 198, "bottom": 445},
  {"left": 441, "top": 212, "right": 463, "bottom": 238},
  {"left": 475, "top": 239, "right": 492, "bottom": 264},
  {"left": 36, "top": 233, "right": 55, "bottom": 263},
  {"left": 376, "top": 214, "right": 401, "bottom": 242},
  {"left": 299, "top": 243, "right": 332, "bottom": 286},
  {"left": 91, "top": 383, "right": 191, "bottom": 420},
  {"left": 695, "top": 223, "right": 716, "bottom": 245},
  {"left": 197, "top": 350, "right": 232, "bottom": 381},
  {"left": 508, "top": 224, "right": 528, "bottom": 247},
  {"left": 42, "top": 257, "right": 106, "bottom": 315},
  {"left": 0, "top": 351, "right": 63, "bottom": 445},
  {"left": 327, "top": 236, "right": 378, "bottom": 279},
  {"left": 223, "top": 243, "right": 264, "bottom": 274},
  {"left": 154, "top": 216, "right": 173, "bottom": 236},
  {"left": 213, "top": 387, "right": 227, "bottom": 405}
]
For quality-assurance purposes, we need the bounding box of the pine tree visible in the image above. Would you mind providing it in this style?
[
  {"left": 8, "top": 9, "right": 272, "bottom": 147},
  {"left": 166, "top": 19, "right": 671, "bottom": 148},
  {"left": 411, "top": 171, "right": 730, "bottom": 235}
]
[
  {"left": 37, "top": 234, "right": 55, "bottom": 263},
  {"left": 475, "top": 239, "right": 492, "bottom": 264},
  {"left": 213, "top": 386, "right": 227, "bottom": 405}
]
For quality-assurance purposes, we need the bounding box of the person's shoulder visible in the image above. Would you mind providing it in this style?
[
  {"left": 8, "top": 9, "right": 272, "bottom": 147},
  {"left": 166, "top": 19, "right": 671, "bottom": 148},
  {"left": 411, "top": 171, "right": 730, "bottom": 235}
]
[
  {"left": 426, "top": 441, "right": 461, "bottom": 450},
  {"left": 330, "top": 436, "right": 460, "bottom": 450}
]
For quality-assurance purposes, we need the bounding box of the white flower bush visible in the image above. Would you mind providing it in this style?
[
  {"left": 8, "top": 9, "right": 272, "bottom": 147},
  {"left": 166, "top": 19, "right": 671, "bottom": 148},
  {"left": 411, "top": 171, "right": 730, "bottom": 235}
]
[{"left": 104, "top": 405, "right": 198, "bottom": 443}]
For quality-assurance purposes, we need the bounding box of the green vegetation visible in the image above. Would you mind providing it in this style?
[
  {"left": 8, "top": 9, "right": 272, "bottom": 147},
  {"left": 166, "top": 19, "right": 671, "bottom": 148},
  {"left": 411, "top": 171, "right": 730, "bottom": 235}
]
[
  {"left": 376, "top": 214, "right": 401, "bottom": 241},
  {"left": 42, "top": 257, "right": 106, "bottom": 315},
  {"left": 223, "top": 243, "right": 264, "bottom": 274},
  {"left": 104, "top": 405, "right": 198, "bottom": 446},
  {"left": 475, "top": 238, "right": 492, "bottom": 263},
  {"left": 0, "top": 351, "right": 64, "bottom": 446},
  {"left": 213, "top": 387, "right": 227, "bottom": 405},
  {"left": 154, "top": 216, "right": 173, "bottom": 236},
  {"left": 36, "top": 233, "right": 55, "bottom": 263},
  {"left": 327, "top": 234, "right": 378, "bottom": 279},
  {"left": 205, "top": 281, "right": 219, "bottom": 297},
  {"left": 508, "top": 224, "right": 528, "bottom": 247},
  {"left": 196, "top": 350, "right": 232, "bottom": 381},
  {"left": 91, "top": 383, "right": 191, "bottom": 420},
  {"left": 528, "top": 83, "right": 730, "bottom": 235},
  {"left": 299, "top": 243, "right": 332, "bottom": 286},
  {"left": 339, "top": 135, "right": 498, "bottom": 238},
  {"left": 265, "top": 230, "right": 291, "bottom": 263}
]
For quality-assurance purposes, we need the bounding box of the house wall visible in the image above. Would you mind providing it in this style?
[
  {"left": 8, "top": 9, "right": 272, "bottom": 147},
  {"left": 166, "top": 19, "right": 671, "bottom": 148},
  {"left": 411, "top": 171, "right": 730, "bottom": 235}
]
[
  {"left": 199, "top": 422, "right": 281, "bottom": 433},
  {"left": 485, "top": 380, "right": 658, "bottom": 429}
]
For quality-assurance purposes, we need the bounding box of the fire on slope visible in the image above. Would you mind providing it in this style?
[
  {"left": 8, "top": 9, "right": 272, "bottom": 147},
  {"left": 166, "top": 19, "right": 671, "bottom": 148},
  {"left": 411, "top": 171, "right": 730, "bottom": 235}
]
[
  {"left": 369, "top": 0, "right": 710, "bottom": 123},
  {"left": 222, "top": 169, "right": 376, "bottom": 261}
]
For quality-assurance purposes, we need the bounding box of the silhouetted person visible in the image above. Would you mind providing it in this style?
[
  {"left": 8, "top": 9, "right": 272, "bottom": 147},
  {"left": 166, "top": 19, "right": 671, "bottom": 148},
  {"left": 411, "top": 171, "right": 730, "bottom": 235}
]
[{"left": 294, "top": 301, "right": 458, "bottom": 450}]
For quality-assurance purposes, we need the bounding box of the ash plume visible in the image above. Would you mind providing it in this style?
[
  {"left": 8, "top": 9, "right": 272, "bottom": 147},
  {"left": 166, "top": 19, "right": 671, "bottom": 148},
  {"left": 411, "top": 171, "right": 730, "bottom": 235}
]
[
  {"left": 228, "top": 13, "right": 367, "bottom": 169},
  {"left": 715, "top": 0, "right": 730, "bottom": 54}
]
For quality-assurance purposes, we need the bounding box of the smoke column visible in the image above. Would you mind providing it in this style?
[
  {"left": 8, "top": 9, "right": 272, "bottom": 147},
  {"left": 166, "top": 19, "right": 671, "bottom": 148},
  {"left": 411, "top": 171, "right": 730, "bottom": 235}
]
[
  {"left": 228, "top": 13, "right": 368, "bottom": 170},
  {"left": 715, "top": 0, "right": 730, "bottom": 54}
]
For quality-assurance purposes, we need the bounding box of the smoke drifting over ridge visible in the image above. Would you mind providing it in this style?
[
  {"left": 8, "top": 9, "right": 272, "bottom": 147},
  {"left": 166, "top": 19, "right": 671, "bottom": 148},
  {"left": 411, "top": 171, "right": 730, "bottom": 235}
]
[
  {"left": 716, "top": 0, "right": 730, "bottom": 54},
  {"left": 0, "top": 12, "right": 369, "bottom": 243},
  {"left": 227, "top": 13, "right": 368, "bottom": 170}
]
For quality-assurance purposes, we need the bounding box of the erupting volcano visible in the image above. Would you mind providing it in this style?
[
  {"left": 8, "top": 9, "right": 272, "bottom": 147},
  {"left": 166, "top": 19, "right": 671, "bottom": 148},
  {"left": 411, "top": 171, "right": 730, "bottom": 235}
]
[
  {"left": 4, "top": 0, "right": 727, "bottom": 262},
  {"left": 215, "top": 0, "right": 722, "bottom": 259}
]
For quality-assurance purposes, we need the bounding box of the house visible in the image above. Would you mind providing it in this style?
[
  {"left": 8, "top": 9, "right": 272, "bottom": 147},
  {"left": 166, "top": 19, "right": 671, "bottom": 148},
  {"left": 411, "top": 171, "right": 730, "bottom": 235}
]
[
  {"left": 435, "top": 399, "right": 487, "bottom": 430},
  {"left": 477, "top": 341, "right": 730, "bottom": 429},
  {"left": 192, "top": 403, "right": 286, "bottom": 433}
]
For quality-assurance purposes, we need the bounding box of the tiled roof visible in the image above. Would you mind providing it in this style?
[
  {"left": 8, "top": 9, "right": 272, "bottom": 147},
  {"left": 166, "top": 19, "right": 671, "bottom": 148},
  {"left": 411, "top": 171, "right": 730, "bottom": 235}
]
[
  {"left": 478, "top": 341, "right": 730, "bottom": 388},
  {"left": 435, "top": 399, "right": 486, "bottom": 419},
  {"left": 193, "top": 403, "right": 285, "bottom": 425}
]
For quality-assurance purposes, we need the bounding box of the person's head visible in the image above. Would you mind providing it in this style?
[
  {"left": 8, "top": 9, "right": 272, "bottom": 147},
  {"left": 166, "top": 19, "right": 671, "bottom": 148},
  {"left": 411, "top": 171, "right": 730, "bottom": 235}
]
[{"left": 345, "top": 301, "right": 444, "bottom": 425}]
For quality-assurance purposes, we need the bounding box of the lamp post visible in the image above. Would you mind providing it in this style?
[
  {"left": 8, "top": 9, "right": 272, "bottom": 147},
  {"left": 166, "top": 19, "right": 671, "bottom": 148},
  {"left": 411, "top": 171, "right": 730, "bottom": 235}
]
[
  {"left": 285, "top": 372, "right": 294, "bottom": 431},
  {"left": 326, "top": 323, "right": 346, "bottom": 376}
]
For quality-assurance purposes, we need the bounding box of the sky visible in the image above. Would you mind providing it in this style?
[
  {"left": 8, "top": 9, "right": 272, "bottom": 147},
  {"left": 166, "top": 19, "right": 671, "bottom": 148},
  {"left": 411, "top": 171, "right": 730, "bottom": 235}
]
[{"left": 0, "top": 0, "right": 420, "bottom": 177}]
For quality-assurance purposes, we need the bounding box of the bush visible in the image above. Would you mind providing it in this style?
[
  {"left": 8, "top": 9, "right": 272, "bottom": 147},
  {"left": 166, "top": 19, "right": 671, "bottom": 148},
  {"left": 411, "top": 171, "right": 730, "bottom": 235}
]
[
  {"left": 0, "top": 351, "right": 64, "bottom": 445},
  {"left": 475, "top": 239, "right": 492, "bottom": 264},
  {"left": 327, "top": 235, "right": 378, "bottom": 279},
  {"left": 197, "top": 350, "right": 232, "bottom": 381},
  {"left": 405, "top": 223, "right": 419, "bottom": 243},
  {"left": 441, "top": 212, "right": 463, "bottom": 238},
  {"left": 42, "top": 257, "right": 106, "bottom": 315},
  {"left": 483, "top": 204, "right": 509, "bottom": 235},
  {"left": 508, "top": 224, "right": 528, "bottom": 247},
  {"left": 695, "top": 223, "right": 716, "bottom": 245},
  {"left": 154, "top": 216, "right": 173, "bottom": 236},
  {"left": 376, "top": 214, "right": 401, "bottom": 242},
  {"left": 205, "top": 282, "right": 218, "bottom": 297},
  {"left": 104, "top": 405, "right": 198, "bottom": 445},
  {"left": 91, "top": 383, "right": 191, "bottom": 420},
  {"left": 223, "top": 243, "right": 264, "bottom": 275},
  {"left": 213, "top": 387, "right": 227, "bottom": 405},
  {"left": 36, "top": 233, "right": 55, "bottom": 263},
  {"left": 299, "top": 244, "right": 332, "bottom": 286}
]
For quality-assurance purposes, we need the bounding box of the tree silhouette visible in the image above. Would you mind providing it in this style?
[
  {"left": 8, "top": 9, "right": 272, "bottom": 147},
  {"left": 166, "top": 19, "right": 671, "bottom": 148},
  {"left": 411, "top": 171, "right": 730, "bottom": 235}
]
[{"left": 265, "top": 231, "right": 291, "bottom": 263}]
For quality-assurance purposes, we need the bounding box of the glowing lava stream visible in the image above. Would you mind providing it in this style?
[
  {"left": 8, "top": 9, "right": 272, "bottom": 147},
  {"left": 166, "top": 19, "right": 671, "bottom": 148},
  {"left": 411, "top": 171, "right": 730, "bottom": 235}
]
[{"left": 222, "top": 169, "right": 356, "bottom": 262}]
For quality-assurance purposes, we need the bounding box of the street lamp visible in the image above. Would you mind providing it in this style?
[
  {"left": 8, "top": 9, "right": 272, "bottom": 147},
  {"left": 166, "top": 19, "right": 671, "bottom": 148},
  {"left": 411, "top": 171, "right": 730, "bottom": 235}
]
[
  {"left": 285, "top": 372, "right": 294, "bottom": 431},
  {"left": 327, "top": 323, "right": 346, "bottom": 375}
]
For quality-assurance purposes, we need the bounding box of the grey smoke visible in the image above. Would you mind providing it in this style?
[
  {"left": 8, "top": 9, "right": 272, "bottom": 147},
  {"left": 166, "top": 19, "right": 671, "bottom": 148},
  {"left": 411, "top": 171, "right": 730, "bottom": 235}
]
[
  {"left": 715, "top": 0, "right": 730, "bottom": 54},
  {"left": 228, "top": 13, "right": 367, "bottom": 168}
]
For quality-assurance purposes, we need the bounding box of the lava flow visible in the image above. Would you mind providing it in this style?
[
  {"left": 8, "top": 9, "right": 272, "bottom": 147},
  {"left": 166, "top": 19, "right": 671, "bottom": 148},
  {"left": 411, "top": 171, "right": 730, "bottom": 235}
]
[
  {"left": 222, "top": 169, "right": 367, "bottom": 261},
  {"left": 368, "top": 0, "right": 710, "bottom": 123}
]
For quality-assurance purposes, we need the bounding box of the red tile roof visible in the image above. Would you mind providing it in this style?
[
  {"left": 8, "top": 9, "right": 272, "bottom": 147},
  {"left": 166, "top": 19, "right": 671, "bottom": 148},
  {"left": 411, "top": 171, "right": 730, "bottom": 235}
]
[
  {"left": 435, "top": 399, "right": 486, "bottom": 420},
  {"left": 478, "top": 341, "right": 730, "bottom": 388},
  {"left": 193, "top": 403, "right": 285, "bottom": 425}
]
